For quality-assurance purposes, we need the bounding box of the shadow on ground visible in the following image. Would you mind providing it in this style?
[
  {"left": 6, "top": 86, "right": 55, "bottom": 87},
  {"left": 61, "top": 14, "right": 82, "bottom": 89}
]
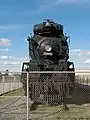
[{"left": 67, "top": 83, "right": 90, "bottom": 105}]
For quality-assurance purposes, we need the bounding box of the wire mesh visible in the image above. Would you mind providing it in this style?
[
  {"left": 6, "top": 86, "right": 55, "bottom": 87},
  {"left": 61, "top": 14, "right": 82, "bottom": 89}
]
[
  {"left": 0, "top": 71, "right": 90, "bottom": 120},
  {"left": 0, "top": 72, "right": 27, "bottom": 120}
]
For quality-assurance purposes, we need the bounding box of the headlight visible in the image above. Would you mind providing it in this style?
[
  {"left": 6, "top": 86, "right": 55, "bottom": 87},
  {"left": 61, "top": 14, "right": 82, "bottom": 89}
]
[
  {"left": 69, "top": 64, "right": 73, "bottom": 69},
  {"left": 45, "top": 45, "right": 52, "bottom": 52}
]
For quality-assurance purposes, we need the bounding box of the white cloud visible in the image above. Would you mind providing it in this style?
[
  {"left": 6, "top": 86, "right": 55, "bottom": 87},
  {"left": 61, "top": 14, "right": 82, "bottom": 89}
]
[
  {"left": 29, "top": 0, "right": 90, "bottom": 15},
  {"left": 84, "top": 59, "right": 90, "bottom": 64},
  {"left": 85, "top": 51, "right": 90, "bottom": 55},
  {"left": 56, "top": 0, "right": 76, "bottom": 4},
  {"left": 0, "top": 56, "right": 29, "bottom": 72},
  {"left": 0, "top": 25, "right": 23, "bottom": 30},
  {"left": 4, "top": 61, "right": 8, "bottom": 64},
  {"left": 1, "top": 56, "right": 8, "bottom": 60},
  {"left": 0, "top": 48, "right": 9, "bottom": 51},
  {"left": 70, "top": 49, "right": 82, "bottom": 57},
  {"left": 0, "top": 55, "right": 29, "bottom": 61},
  {"left": 0, "top": 38, "right": 11, "bottom": 46},
  {"left": 56, "top": 0, "right": 89, "bottom": 4},
  {"left": 70, "top": 49, "right": 81, "bottom": 52},
  {"left": 21, "top": 0, "right": 89, "bottom": 16},
  {"left": 1, "top": 61, "right": 22, "bottom": 65},
  {"left": 70, "top": 49, "right": 90, "bottom": 57},
  {"left": 69, "top": 48, "right": 90, "bottom": 69}
]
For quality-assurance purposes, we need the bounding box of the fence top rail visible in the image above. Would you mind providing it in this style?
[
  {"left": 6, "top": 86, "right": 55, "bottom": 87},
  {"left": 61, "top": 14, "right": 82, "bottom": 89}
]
[{"left": 1, "top": 71, "right": 90, "bottom": 74}]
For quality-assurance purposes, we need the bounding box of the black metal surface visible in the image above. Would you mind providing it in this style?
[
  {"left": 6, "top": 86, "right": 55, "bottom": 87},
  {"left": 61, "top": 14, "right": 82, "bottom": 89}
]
[{"left": 21, "top": 19, "right": 75, "bottom": 109}]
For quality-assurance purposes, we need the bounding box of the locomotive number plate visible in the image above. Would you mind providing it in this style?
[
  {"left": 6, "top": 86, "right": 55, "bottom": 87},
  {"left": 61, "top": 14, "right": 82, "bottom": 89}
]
[{"left": 43, "top": 52, "right": 53, "bottom": 56}]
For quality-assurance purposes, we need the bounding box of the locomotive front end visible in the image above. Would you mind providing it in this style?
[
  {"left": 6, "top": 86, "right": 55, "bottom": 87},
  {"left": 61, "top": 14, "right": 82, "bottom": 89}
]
[{"left": 21, "top": 19, "right": 75, "bottom": 110}]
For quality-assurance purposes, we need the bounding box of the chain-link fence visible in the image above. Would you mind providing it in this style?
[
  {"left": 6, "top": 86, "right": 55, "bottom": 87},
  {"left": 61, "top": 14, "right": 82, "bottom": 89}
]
[
  {"left": 0, "top": 72, "right": 27, "bottom": 120},
  {"left": 0, "top": 71, "right": 90, "bottom": 120},
  {"left": 26, "top": 71, "right": 74, "bottom": 104},
  {"left": 30, "top": 72, "right": 89, "bottom": 101},
  {"left": 0, "top": 73, "right": 22, "bottom": 95}
]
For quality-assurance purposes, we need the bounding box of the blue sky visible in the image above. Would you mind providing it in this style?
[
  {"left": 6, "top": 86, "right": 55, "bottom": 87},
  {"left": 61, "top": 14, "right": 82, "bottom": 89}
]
[{"left": 0, "top": 0, "right": 90, "bottom": 71}]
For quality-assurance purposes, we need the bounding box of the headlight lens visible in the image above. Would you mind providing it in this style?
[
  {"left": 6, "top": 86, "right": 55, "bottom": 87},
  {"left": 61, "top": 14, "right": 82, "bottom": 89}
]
[
  {"left": 45, "top": 45, "right": 52, "bottom": 52},
  {"left": 69, "top": 64, "right": 73, "bottom": 69}
]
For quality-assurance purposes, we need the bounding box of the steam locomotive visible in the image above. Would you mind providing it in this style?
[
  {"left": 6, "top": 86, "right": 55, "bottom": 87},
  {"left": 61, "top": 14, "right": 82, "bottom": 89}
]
[{"left": 21, "top": 19, "right": 75, "bottom": 109}]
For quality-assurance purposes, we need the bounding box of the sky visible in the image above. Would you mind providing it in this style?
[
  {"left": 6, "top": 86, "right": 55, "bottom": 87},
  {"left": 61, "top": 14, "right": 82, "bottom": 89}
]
[{"left": 0, "top": 0, "right": 90, "bottom": 72}]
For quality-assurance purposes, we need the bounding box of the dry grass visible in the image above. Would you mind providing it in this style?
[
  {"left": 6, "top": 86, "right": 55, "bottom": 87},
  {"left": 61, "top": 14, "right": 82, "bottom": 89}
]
[
  {"left": 35, "top": 104, "right": 90, "bottom": 120},
  {"left": 0, "top": 88, "right": 24, "bottom": 104},
  {"left": 31, "top": 83, "right": 90, "bottom": 120},
  {"left": 2, "top": 88, "right": 24, "bottom": 96},
  {"left": 0, "top": 83, "right": 90, "bottom": 119}
]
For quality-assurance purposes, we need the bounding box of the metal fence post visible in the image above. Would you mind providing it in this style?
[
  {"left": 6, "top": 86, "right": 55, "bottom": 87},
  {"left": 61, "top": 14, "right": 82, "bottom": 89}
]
[
  {"left": 27, "top": 72, "right": 29, "bottom": 120},
  {"left": 2, "top": 75, "right": 5, "bottom": 94}
]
